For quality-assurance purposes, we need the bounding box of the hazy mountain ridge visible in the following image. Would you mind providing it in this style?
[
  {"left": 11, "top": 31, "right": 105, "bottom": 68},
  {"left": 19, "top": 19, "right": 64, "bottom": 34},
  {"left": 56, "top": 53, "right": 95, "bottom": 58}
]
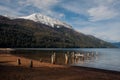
[
  {"left": 112, "top": 42, "right": 120, "bottom": 48},
  {"left": 0, "top": 15, "right": 115, "bottom": 48}
]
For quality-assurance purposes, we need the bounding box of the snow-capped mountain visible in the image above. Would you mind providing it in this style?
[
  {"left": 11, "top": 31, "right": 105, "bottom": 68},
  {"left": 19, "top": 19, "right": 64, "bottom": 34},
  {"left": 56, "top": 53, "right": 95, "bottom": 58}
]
[
  {"left": 19, "top": 13, "right": 72, "bottom": 29},
  {"left": 4, "top": 15, "right": 15, "bottom": 19},
  {"left": 0, "top": 15, "right": 115, "bottom": 48}
]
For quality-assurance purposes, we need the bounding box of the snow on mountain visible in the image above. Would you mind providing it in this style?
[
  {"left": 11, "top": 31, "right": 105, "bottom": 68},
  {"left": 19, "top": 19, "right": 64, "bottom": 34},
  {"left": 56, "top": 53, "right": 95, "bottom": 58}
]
[
  {"left": 4, "top": 15, "right": 16, "bottom": 19},
  {"left": 19, "top": 13, "right": 72, "bottom": 29}
]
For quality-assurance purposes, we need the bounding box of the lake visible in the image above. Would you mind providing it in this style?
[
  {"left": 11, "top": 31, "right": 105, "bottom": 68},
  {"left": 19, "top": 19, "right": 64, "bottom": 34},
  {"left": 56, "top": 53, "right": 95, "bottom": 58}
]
[
  {"left": 2, "top": 48, "right": 120, "bottom": 72},
  {"left": 72, "top": 48, "right": 120, "bottom": 72}
]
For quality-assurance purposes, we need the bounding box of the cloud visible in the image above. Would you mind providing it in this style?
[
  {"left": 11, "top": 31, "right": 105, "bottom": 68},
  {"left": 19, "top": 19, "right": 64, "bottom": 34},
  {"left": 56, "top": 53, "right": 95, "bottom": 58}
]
[
  {"left": 61, "top": 0, "right": 120, "bottom": 22},
  {"left": 88, "top": 6, "right": 118, "bottom": 21},
  {"left": 94, "top": 0, "right": 114, "bottom": 5},
  {"left": 18, "top": 0, "right": 65, "bottom": 20},
  {"left": 61, "top": 0, "right": 91, "bottom": 15},
  {"left": 0, "top": 5, "right": 23, "bottom": 16},
  {"left": 19, "top": 0, "right": 60, "bottom": 10},
  {"left": 76, "top": 22, "right": 120, "bottom": 42},
  {"left": 40, "top": 10, "right": 65, "bottom": 20},
  {"left": 0, "top": 0, "right": 120, "bottom": 42}
]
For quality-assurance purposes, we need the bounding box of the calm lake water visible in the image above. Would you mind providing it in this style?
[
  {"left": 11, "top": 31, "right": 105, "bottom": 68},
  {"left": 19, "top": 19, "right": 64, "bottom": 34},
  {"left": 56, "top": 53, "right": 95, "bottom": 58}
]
[
  {"left": 72, "top": 48, "right": 120, "bottom": 72},
  {"left": 2, "top": 48, "right": 120, "bottom": 72}
]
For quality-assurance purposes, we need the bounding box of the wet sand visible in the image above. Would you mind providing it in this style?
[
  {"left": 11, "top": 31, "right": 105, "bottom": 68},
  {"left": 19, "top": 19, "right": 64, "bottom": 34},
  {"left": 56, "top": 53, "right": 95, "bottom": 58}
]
[{"left": 0, "top": 53, "right": 120, "bottom": 80}]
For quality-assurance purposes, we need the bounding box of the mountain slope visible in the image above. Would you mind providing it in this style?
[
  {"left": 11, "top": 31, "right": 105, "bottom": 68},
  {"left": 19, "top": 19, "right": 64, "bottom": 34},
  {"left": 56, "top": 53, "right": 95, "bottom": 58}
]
[
  {"left": 112, "top": 42, "right": 120, "bottom": 48},
  {"left": 0, "top": 15, "right": 115, "bottom": 48},
  {"left": 19, "top": 13, "right": 72, "bottom": 29}
]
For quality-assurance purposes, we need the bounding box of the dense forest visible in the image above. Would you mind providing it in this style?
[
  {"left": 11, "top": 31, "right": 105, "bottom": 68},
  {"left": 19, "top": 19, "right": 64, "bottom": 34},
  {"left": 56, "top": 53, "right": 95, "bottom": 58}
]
[{"left": 0, "top": 16, "right": 115, "bottom": 48}]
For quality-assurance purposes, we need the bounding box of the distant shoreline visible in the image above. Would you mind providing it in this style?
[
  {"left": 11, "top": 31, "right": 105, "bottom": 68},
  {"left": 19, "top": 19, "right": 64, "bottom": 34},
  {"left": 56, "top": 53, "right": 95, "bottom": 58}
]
[
  {"left": 0, "top": 48, "right": 15, "bottom": 51},
  {"left": 0, "top": 47, "right": 119, "bottom": 51}
]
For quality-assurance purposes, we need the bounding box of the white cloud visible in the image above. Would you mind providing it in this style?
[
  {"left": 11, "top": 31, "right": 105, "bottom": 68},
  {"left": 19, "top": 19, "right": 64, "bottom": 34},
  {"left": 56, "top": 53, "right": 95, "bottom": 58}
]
[
  {"left": 76, "top": 22, "right": 120, "bottom": 42},
  {"left": 19, "top": 0, "right": 60, "bottom": 10},
  {"left": 0, "top": 5, "right": 23, "bottom": 16},
  {"left": 18, "top": 0, "right": 64, "bottom": 20},
  {"left": 61, "top": 0, "right": 90, "bottom": 15},
  {"left": 0, "top": 0, "right": 120, "bottom": 42},
  {"left": 94, "top": 0, "right": 114, "bottom": 5},
  {"left": 55, "top": 13, "right": 65, "bottom": 20},
  {"left": 40, "top": 10, "right": 65, "bottom": 20},
  {"left": 61, "top": 0, "right": 120, "bottom": 22},
  {"left": 88, "top": 6, "right": 118, "bottom": 21}
]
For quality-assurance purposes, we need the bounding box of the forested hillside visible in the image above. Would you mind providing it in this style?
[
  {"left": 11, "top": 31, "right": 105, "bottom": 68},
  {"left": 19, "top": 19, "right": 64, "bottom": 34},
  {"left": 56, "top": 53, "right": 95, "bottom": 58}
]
[{"left": 0, "top": 16, "right": 115, "bottom": 48}]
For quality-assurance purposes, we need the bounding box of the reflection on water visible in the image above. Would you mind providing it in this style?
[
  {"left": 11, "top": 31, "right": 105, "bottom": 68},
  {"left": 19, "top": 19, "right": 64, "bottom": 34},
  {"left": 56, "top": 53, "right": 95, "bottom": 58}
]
[
  {"left": 0, "top": 48, "right": 120, "bottom": 71},
  {"left": 0, "top": 49, "right": 97, "bottom": 65},
  {"left": 64, "top": 52, "right": 97, "bottom": 65},
  {"left": 73, "top": 52, "right": 97, "bottom": 64},
  {"left": 73, "top": 48, "right": 120, "bottom": 72}
]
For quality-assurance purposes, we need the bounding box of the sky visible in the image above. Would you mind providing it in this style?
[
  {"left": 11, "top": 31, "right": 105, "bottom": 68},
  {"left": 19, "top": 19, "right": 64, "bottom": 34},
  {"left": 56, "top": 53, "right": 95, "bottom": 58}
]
[{"left": 0, "top": 0, "right": 120, "bottom": 42}]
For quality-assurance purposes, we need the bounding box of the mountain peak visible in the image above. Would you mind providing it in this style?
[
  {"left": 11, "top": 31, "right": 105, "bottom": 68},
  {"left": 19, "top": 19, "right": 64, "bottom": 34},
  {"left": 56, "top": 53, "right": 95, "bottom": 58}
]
[
  {"left": 0, "top": 15, "right": 115, "bottom": 48},
  {"left": 19, "top": 13, "right": 72, "bottom": 29}
]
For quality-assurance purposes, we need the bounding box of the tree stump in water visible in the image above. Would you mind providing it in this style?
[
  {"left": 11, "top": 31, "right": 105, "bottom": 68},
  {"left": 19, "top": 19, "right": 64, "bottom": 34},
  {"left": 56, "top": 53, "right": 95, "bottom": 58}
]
[
  {"left": 65, "top": 53, "right": 69, "bottom": 64},
  {"left": 17, "top": 58, "right": 21, "bottom": 65},
  {"left": 30, "top": 60, "right": 33, "bottom": 68},
  {"left": 51, "top": 53, "right": 56, "bottom": 64}
]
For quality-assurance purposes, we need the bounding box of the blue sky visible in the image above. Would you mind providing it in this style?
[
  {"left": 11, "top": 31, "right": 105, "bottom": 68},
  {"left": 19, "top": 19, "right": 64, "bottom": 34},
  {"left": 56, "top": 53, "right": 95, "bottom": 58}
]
[{"left": 0, "top": 0, "right": 120, "bottom": 42}]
